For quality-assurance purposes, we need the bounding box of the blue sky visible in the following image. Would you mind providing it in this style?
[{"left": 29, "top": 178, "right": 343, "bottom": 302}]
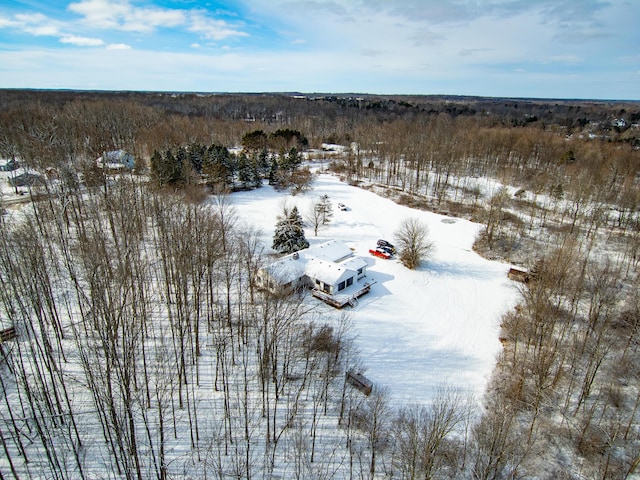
[{"left": 0, "top": 0, "right": 638, "bottom": 99}]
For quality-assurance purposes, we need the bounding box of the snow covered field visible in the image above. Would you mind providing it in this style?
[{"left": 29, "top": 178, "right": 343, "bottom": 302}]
[{"left": 230, "top": 173, "right": 522, "bottom": 406}]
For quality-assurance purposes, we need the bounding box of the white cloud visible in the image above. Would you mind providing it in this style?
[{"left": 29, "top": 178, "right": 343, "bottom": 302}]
[
  {"left": 60, "top": 35, "right": 104, "bottom": 46},
  {"left": 68, "top": 0, "right": 185, "bottom": 32},
  {"left": 277, "top": 1, "right": 351, "bottom": 19},
  {"left": 14, "top": 13, "right": 62, "bottom": 36},
  {"left": 65, "top": 1, "right": 249, "bottom": 42},
  {"left": 187, "top": 12, "right": 248, "bottom": 41},
  {"left": 106, "top": 43, "right": 131, "bottom": 50},
  {"left": 0, "top": 16, "right": 21, "bottom": 28}
]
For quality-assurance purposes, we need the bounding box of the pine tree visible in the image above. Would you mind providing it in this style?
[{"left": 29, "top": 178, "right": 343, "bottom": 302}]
[
  {"left": 203, "top": 144, "right": 235, "bottom": 188},
  {"left": 150, "top": 148, "right": 184, "bottom": 186},
  {"left": 237, "top": 153, "right": 253, "bottom": 189},
  {"left": 268, "top": 157, "right": 279, "bottom": 186},
  {"left": 272, "top": 206, "right": 309, "bottom": 254},
  {"left": 188, "top": 142, "right": 206, "bottom": 173},
  {"left": 257, "top": 148, "right": 271, "bottom": 178},
  {"left": 281, "top": 147, "right": 302, "bottom": 172}
]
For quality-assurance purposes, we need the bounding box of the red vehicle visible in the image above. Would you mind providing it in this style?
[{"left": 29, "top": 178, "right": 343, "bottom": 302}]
[{"left": 369, "top": 248, "right": 391, "bottom": 260}]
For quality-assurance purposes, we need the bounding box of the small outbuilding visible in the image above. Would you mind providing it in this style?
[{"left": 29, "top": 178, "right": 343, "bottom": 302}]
[
  {"left": 346, "top": 370, "right": 373, "bottom": 396},
  {"left": 508, "top": 267, "right": 530, "bottom": 283}
]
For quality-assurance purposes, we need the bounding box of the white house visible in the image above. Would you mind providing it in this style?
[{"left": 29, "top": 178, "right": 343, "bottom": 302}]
[
  {"left": 97, "top": 150, "right": 135, "bottom": 170},
  {"left": 258, "top": 240, "right": 367, "bottom": 296}
]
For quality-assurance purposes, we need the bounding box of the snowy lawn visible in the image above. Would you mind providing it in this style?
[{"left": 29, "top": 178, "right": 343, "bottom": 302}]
[{"left": 229, "top": 173, "right": 521, "bottom": 406}]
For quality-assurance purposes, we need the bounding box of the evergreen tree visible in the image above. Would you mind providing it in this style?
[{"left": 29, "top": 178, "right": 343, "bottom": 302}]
[
  {"left": 203, "top": 144, "right": 235, "bottom": 188},
  {"left": 268, "top": 157, "right": 279, "bottom": 186},
  {"left": 149, "top": 149, "right": 164, "bottom": 183},
  {"left": 257, "top": 147, "right": 271, "bottom": 178},
  {"left": 188, "top": 142, "right": 206, "bottom": 174},
  {"left": 248, "top": 154, "right": 263, "bottom": 188},
  {"left": 241, "top": 130, "right": 268, "bottom": 150},
  {"left": 281, "top": 147, "right": 302, "bottom": 172},
  {"left": 269, "top": 128, "right": 308, "bottom": 150},
  {"left": 150, "top": 148, "right": 184, "bottom": 186},
  {"left": 272, "top": 206, "right": 309, "bottom": 254},
  {"left": 237, "top": 152, "right": 258, "bottom": 190}
]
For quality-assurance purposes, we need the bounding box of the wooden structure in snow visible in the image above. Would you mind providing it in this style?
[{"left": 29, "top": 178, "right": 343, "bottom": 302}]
[
  {"left": 312, "top": 281, "right": 373, "bottom": 309},
  {"left": 0, "top": 327, "right": 16, "bottom": 342},
  {"left": 346, "top": 370, "right": 373, "bottom": 396},
  {"left": 508, "top": 267, "right": 530, "bottom": 283},
  {"left": 0, "top": 326, "right": 16, "bottom": 366}
]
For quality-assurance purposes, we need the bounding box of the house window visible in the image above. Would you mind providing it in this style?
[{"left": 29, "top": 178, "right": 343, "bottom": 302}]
[
  {"left": 346, "top": 277, "right": 353, "bottom": 287},
  {"left": 357, "top": 267, "right": 363, "bottom": 275},
  {"left": 338, "top": 281, "right": 346, "bottom": 291}
]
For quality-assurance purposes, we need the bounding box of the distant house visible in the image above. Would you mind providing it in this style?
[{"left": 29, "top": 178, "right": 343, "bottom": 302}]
[
  {"left": 97, "top": 150, "right": 135, "bottom": 171},
  {"left": 8, "top": 173, "right": 44, "bottom": 187},
  {"left": 0, "top": 159, "right": 19, "bottom": 172},
  {"left": 257, "top": 239, "right": 368, "bottom": 296}
]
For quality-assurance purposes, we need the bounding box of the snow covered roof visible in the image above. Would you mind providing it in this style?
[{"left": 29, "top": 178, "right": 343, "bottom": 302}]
[
  {"left": 340, "top": 256, "right": 367, "bottom": 272},
  {"left": 97, "top": 150, "right": 134, "bottom": 169},
  {"left": 303, "top": 239, "right": 353, "bottom": 263},
  {"left": 102, "top": 150, "right": 132, "bottom": 162},
  {"left": 305, "top": 258, "right": 354, "bottom": 286},
  {"left": 262, "top": 254, "right": 307, "bottom": 285},
  {"left": 261, "top": 239, "right": 365, "bottom": 288},
  {"left": 8, "top": 173, "right": 44, "bottom": 187}
]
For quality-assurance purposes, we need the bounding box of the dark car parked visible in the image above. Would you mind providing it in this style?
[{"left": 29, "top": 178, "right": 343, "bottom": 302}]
[{"left": 377, "top": 239, "right": 396, "bottom": 253}]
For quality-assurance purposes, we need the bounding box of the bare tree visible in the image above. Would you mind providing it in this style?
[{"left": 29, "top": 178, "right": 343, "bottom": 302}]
[
  {"left": 306, "top": 202, "right": 324, "bottom": 238},
  {"left": 483, "top": 186, "right": 510, "bottom": 248},
  {"left": 470, "top": 400, "right": 529, "bottom": 480},
  {"left": 306, "top": 195, "right": 332, "bottom": 237},
  {"left": 394, "top": 217, "right": 435, "bottom": 269},
  {"left": 392, "top": 389, "right": 468, "bottom": 479}
]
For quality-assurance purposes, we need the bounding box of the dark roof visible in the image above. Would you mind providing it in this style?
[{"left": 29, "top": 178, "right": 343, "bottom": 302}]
[{"left": 8, "top": 173, "right": 44, "bottom": 187}]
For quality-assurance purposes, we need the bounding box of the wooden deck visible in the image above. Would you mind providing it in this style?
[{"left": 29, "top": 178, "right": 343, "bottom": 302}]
[{"left": 312, "top": 281, "right": 373, "bottom": 308}]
